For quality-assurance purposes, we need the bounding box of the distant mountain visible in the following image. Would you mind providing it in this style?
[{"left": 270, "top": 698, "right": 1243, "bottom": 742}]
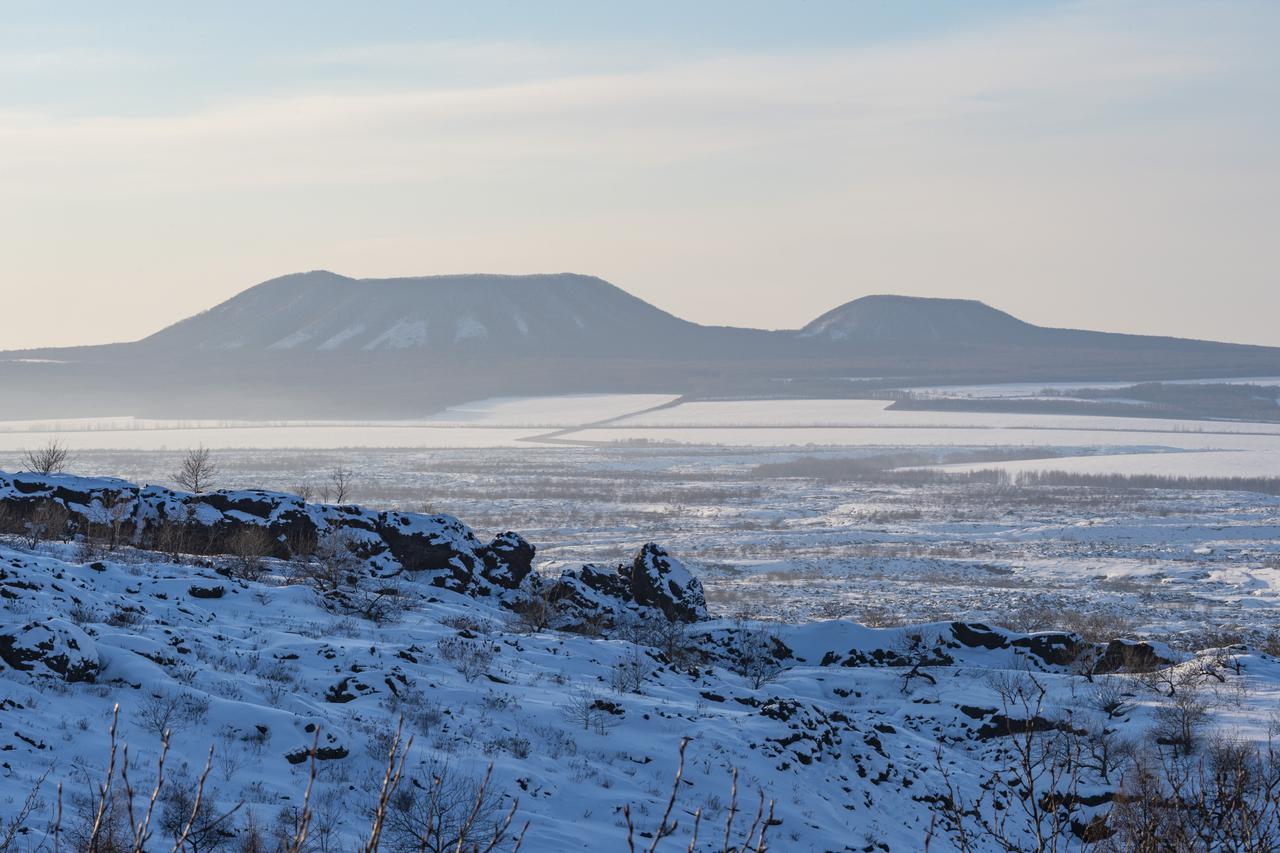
[
  {"left": 138, "top": 271, "right": 713, "bottom": 357},
  {"left": 800, "top": 294, "right": 1041, "bottom": 344},
  {"left": 3, "top": 271, "right": 1279, "bottom": 419}
]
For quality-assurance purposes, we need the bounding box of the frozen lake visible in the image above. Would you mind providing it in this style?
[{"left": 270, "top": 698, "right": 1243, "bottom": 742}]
[{"left": 3, "top": 393, "right": 1279, "bottom": 476}]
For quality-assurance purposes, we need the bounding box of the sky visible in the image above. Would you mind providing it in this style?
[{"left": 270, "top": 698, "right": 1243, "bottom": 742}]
[{"left": 2, "top": 0, "right": 1278, "bottom": 349}]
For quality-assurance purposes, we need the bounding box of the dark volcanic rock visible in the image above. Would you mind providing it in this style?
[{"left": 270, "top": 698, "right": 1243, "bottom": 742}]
[
  {"left": 478, "top": 531, "right": 536, "bottom": 589},
  {"left": 629, "top": 543, "right": 707, "bottom": 623},
  {"left": 1094, "top": 639, "right": 1173, "bottom": 674},
  {"left": 548, "top": 543, "right": 708, "bottom": 628},
  {"left": 0, "top": 618, "right": 100, "bottom": 682},
  {"left": 0, "top": 472, "right": 710, "bottom": 626}
]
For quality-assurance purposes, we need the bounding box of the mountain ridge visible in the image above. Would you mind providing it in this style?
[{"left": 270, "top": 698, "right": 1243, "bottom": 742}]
[{"left": 3, "top": 271, "right": 1279, "bottom": 419}]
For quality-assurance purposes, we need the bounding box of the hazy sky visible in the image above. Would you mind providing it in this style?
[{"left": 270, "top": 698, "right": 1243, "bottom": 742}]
[{"left": 3, "top": 0, "right": 1277, "bottom": 349}]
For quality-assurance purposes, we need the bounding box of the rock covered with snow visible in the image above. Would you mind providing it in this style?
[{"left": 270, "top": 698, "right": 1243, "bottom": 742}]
[
  {"left": 0, "top": 617, "right": 100, "bottom": 682},
  {"left": 0, "top": 471, "right": 530, "bottom": 589},
  {"left": 549, "top": 543, "right": 708, "bottom": 627},
  {"left": 0, "top": 473, "right": 712, "bottom": 624},
  {"left": 629, "top": 543, "right": 707, "bottom": 622},
  {"left": 477, "top": 531, "right": 536, "bottom": 589}
]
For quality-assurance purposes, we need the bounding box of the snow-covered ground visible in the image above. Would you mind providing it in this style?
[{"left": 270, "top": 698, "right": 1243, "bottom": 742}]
[
  {"left": 932, "top": 449, "right": 1280, "bottom": 478},
  {"left": 4, "top": 393, "right": 1280, "bottom": 849},
  {"left": 607, "top": 398, "right": 1280, "bottom": 433},
  {"left": 3, "top": 516, "right": 1278, "bottom": 851}
]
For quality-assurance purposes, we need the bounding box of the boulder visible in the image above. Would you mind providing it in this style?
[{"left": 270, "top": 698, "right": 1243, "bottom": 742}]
[
  {"left": 478, "top": 532, "right": 536, "bottom": 589},
  {"left": 550, "top": 544, "right": 708, "bottom": 627},
  {"left": 1094, "top": 639, "right": 1173, "bottom": 674},
  {"left": 630, "top": 543, "right": 707, "bottom": 622},
  {"left": 0, "top": 618, "right": 100, "bottom": 682}
]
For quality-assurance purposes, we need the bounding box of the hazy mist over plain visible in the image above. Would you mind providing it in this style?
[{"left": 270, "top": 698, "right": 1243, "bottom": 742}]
[{"left": 3, "top": 0, "right": 1278, "bottom": 350}]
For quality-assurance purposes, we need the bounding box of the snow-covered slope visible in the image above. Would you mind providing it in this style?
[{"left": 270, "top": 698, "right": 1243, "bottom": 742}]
[{"left": 2, "top": 476, "right": 1279, "bottom": 850}]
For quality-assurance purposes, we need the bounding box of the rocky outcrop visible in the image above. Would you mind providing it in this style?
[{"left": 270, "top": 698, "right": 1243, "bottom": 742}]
[
  {"left": 629, "top": 544, "right": 708, "bottom": 622},
  {"left": 549, "top": 543, "right": 709, "bottom": 627},
  {"left": 0, "top": 472, "right": 533, "bottom": 591},
  {"left": 0, "top": 618, "right": 100, "bottom": 682},
  {"left": 0, "top": 473, "right": 709, "bottom": 624},
  {"left": 478, "top": 532, "right": 536, "bottom": 589},
  {"left": 1093, "top": 638, "right": 1173, "bottom": 674}
]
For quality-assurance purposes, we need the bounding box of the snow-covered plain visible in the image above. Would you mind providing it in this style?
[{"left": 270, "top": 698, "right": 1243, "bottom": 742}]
[
  {"left": 5, "top": 391, "right": 1280, "bottom": 850},
  {"left": 0, "top": 395, "right": 680, "bottom": 451},
  {"left": 932, "top": 449, "right": 1280, "bottom": 479},
  {"left": 608, "top": 398, "right": 1280, "bottom": 434},
  {"left": 3, "top": 491, "right": 1278, "bottom": 851}
]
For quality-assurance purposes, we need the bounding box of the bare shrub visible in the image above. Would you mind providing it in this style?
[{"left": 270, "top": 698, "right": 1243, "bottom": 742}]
[
  {"left": 436, "top": 635, "right": 497, "bottom": 682},
  {"left": 152, "top": 505, "right": 199, "bottom": 564},
  {"left": 609, "top": 649, "right": 654, "bottom": 694},
  {"left": 329, "top": 466, "right": 355, "bottom": 504},
  {"left": 731, "top": 626, "right": 787, "bottom": 690},
  {"left": 173, "top": 445, "right": 219, "bottom": 493},
  {"left": 227, "top": 526, "right": 275, "bottom": 580},
  {"left": 1097, "top": 737, "right": 1280, "bottom": 852},
  {"left": 22, "top": 438, "right": 72, "bottom": 475},
  {"left": 136, "top": 692, "right": 210, "bottom": 739},
  {"left": 160, "top": 772, "right": 237, "bottom": 852},
  {"left": 383, "top": 761, "right": 517, "bottom": 853},
  {"left": 558, "top": 687, "right": 620, "bottom": 735},
  {"left": 292, "top": 528, "right": 362, "bottom": 592},
  {"left": 24, "top": 499, "right": 70, "bottom": 549},
  {"left": 505, "top": 593, "right": 558, "bottom": 633},
  {"left": 79, "top": 493, "right": 134, "bottom": 557},
  {"left": 1151, "top": 681, "right": 1211, "bottom": 755},
  {"left": 622, "top": 738, "right": 775, "bottom": 852}
]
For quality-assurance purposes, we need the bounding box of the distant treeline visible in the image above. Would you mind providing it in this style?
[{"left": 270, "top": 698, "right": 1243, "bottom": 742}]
[
  {"left": 750, "top": 449, "right": 1054, "bottom": 482},
  {"left": 752, "top": 453, "right": 1280, "bottom": 495},
  {"left": 889, "top": 382, "right": 1280, "bottom": 423},
  {"left": 1001, "top": 469, "right": 1280, "bottom": 496}
]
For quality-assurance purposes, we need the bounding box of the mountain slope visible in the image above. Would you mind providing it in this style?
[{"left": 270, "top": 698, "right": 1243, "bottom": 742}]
[
  {"left": 800, "top": 294, "right": 1042, "bottom": 344},
  {"left": 3, "top": 271, "right": 1280, "bottom": 418},
  {"left": 138, "top": 270, "right": 711, "bottom": 357}
]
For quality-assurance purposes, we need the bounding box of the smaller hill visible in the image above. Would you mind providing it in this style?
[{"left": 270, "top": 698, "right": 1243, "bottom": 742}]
[{"left": 799, "top": 295, "right": 1041, "bottom": 345}]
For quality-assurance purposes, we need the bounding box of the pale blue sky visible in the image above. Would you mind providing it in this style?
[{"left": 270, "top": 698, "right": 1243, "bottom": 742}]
[{"left": 2, "top": 0, "right": 1277, "bottom": 348}]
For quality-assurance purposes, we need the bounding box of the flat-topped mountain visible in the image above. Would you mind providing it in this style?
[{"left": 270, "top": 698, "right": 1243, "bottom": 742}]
[
  {"left": 801, "top": 294, "right": 1042, "bottom": 344},
  {"left": 3, "top": 271, "right": 1279, "bottom": 418},
  {"left": 139, "top": 271, "right": 712, "bottom": 357}
]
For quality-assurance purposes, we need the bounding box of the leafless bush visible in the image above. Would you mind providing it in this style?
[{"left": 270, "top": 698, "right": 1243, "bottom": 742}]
[
  {"left": 559, "top": 687, "right": 620, "bottom": 735},
  {"left": 151, "top": 505, "right": 199, "bottom": 564},
  {"left": 136, "top": 692, "right": 210, "bottom": 739},
  {"left": 383, "top": 761, "right": 520, "bottom": 853},
  {"left": 329, "top": 467, "right": 355, "bottom": 504},
  {"left": 609, "top": 650, "right": 654, "bottom": 694},
  {"left": 436, "top": 636, "right": 497, "bottom": 683},
  {"left": 1097, "top": 737, "right": 1280, "bottom": 852},
  {"left": 79, "top": 493, "right": 135, "bottom": 556},
  {"left": 931, "top": 672, "right": 1087, "bottom": 852},
  {"left": 1151, "top": 681, "right": 1211, "bottom": 755},
  {"left": 622, "top": 738, "right": 775, "bottom": 853},
  {"left": 292, "top": 529, "right": 362, "bottom": 592},
  {"left": 227, "top": 527, "right": 276, "bottom": 580},
  {"left": 23, "top": 499, "right": 70, "bottom": 549},
  {"left": 105, "top": 603, "right": 147, "bottom": 629},
  {"left": 731, "top": 626, "right": 787, "bottom": 690},
  {"left": 174, "top": 445, "right": 219, "bottom": 493},
  {"left": 505, "top": 593, "right": 558, "bottom": 633},
  {"left": 22, "top": 438, "right": 72, "bottom": 475}
]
